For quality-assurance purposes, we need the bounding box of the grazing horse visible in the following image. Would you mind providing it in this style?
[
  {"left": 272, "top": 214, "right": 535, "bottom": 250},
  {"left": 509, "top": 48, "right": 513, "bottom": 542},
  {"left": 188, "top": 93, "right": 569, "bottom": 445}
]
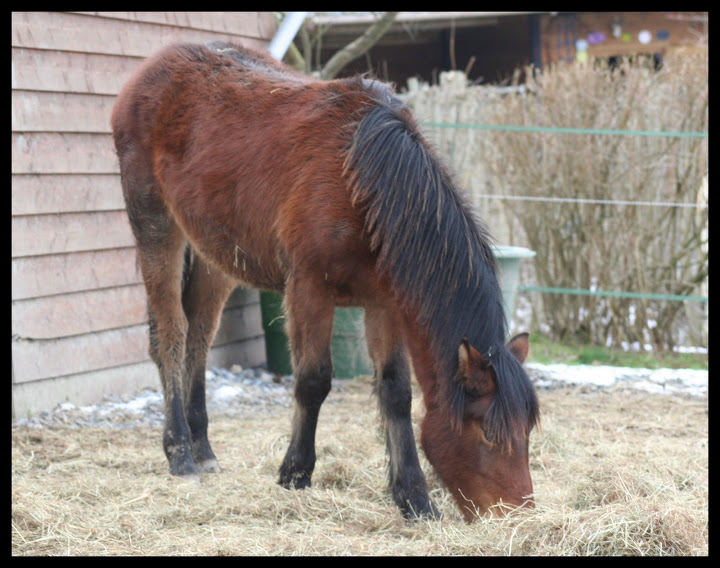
[{"left": 111, "top": 41, "right": 540, "bottom": 522}]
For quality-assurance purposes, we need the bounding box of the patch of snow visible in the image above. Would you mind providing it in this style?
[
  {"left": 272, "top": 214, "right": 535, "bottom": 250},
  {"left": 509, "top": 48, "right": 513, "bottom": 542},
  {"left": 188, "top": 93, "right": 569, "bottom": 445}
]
[{"left": 526, "top": 362, "right": 707, "bottom": 398}]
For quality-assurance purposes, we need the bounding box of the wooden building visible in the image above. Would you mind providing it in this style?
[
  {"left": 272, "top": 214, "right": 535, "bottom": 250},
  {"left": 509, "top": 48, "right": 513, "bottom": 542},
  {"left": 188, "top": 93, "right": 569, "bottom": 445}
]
[
  {"left": 310, "top": 12, "right": 708, "bottom": 88},
  {"left": 537, "top": 12, "right": 707, "bottom": 66},
  {"left": 12, "top": 12, "right": 276, "bottom": 417}
]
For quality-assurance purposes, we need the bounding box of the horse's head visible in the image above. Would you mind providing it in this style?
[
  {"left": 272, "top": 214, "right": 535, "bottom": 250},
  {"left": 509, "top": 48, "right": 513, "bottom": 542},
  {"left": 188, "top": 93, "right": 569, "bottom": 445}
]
[{"left": 421, "top": 333, "right": 537, "bottom": 521}]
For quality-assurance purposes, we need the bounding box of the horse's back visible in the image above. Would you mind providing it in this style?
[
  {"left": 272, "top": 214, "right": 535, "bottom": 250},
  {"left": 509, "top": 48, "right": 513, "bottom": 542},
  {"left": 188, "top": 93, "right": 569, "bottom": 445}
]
[
  {"left": 112, "top": 41, "right": 303, "bottom": 153},
  {"left": 111, "top": 42, "right": 400, "bottom": 294}
]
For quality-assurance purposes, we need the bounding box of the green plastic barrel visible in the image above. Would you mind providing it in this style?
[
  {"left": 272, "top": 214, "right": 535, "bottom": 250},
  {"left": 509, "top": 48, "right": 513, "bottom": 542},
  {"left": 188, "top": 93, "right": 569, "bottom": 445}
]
[
  {"left": 492, "top": 245, "right": 536, "bottom": 328},
  {"left": 330, "top": 307, "right": 374, "bottom": 379},
  {"left": 259, "top": 291, "right": 293, "bottom": 375},
  {"left": 259, "top": 291, "right": 373, "bottom": 379}
]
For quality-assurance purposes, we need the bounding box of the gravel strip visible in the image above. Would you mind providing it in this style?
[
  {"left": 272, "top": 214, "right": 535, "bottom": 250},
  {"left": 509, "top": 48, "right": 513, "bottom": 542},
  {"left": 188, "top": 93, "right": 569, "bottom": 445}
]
[
  {"left": 12, "top": 366, "right": 305, "bottom": 430},
  {"left": 12, "top": 363, "right": 705, "bottom": 430}
]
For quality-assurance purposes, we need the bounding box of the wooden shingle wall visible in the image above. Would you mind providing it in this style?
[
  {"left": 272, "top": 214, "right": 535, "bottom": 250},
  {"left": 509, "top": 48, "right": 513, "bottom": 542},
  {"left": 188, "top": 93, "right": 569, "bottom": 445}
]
[{"left": 12, "top": 12, "right": 276, "bottom": 417}]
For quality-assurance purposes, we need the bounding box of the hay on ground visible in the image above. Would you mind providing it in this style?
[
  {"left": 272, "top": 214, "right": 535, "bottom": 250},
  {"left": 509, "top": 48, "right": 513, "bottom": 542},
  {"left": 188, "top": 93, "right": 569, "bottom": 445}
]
[{"left": 12, "top": 379, "right": 708, "bottom": 555}]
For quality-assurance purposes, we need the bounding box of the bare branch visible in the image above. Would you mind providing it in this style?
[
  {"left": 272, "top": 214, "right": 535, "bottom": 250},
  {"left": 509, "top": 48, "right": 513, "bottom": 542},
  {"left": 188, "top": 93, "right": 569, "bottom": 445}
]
[{"left": 319, "top": 12, "right": 399, "bottom": 80}]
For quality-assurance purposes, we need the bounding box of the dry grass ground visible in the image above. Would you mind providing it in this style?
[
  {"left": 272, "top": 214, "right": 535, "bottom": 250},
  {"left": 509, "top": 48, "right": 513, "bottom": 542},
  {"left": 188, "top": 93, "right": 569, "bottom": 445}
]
[{"left": 12, "top": 378, "right": 707, "bottom": 556}]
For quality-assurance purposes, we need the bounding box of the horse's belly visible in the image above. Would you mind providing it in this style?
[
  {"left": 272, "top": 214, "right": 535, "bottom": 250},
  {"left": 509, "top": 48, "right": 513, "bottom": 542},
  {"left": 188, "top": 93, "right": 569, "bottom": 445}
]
[{"left": 178, "top": 211, "right": 288, "bottom": 291}]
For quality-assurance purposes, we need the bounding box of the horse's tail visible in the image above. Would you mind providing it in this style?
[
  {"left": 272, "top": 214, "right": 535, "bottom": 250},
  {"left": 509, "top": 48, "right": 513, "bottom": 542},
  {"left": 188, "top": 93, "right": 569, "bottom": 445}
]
[{"left": 181, "top": 244, "right": 194, "bottom": 294}]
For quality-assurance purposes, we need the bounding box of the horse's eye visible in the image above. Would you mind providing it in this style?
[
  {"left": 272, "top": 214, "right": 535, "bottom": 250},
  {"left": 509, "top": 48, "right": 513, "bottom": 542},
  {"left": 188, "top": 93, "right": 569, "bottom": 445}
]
[{"left": 479, "top": 427, "right": 496, "bottom": 448}]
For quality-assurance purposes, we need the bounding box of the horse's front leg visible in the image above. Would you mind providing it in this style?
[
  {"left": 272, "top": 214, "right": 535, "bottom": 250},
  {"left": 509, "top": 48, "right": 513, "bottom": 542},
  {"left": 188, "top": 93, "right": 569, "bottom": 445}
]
[
  {"left": 365, "top": 306, "right": 440, "bottom": 519},
  {"left": 278, "top": 277, "right": 334, "bottom": 489}
]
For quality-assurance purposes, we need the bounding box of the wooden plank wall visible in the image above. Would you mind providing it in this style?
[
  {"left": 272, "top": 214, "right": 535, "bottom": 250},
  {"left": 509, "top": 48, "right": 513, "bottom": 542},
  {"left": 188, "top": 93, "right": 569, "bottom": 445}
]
[
  {"left": 12, "top": 12, "right": 277, "bottom": 417},
  {"left": 540, "top": 12, "right": 707, "bottom": 65}
]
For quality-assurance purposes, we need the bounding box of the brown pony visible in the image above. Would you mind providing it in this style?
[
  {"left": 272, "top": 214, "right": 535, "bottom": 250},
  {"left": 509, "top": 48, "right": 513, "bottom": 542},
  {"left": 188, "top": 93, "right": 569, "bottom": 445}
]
[{"left": 111, "top": 41, "right": 540, "bottom": 522}]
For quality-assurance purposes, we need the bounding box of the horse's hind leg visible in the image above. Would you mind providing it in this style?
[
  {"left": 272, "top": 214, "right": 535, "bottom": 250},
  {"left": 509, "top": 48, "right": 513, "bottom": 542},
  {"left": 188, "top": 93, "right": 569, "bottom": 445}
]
[
  {"left": 181, "top": 255, "right": 235, "bottom": 473},
  {"left": 119, "top": 162, "right": 197, "bottom": 479},
  {"left": 365, "top": 307, "right": 440, "bottom": 519},
  {"left": 278, "top": 276, "right": 334, "bottom": 490},
  {"left": 137, "top": 228, "right": 198, "bottom": 478}
]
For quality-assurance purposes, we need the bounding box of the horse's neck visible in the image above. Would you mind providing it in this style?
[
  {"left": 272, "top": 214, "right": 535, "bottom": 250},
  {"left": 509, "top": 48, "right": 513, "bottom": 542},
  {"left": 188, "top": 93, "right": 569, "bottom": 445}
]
[{"left": 402, "top": 315, "right": 444, "bottom": 409}]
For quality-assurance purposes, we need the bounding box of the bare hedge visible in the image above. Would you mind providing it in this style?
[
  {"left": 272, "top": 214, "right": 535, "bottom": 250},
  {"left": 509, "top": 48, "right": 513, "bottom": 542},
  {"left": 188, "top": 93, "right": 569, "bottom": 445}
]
[{"left": 405, "top": 47, "right": 708, "bottom": 349}]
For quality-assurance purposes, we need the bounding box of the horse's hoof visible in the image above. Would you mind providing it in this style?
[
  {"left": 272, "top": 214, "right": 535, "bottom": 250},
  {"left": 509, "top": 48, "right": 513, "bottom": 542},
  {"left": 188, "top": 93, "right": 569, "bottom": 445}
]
[
  {"left": 278, "top": 474, "right": 312, "bottom": 490},
  {"left": 169, "top": 456, "right": 200, "bottom": 481},
  {"left": 402, "top": 500, "right": 442, "bottom": 521},
  {"left": 197, "top": 458, "right": 221, "bottom": 473}
]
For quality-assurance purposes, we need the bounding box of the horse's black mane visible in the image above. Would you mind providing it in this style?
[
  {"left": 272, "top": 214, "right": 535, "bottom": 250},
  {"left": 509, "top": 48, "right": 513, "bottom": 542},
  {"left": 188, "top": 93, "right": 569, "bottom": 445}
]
[{"left": 345, "top": 89, "right": 539, "bottom": 447}]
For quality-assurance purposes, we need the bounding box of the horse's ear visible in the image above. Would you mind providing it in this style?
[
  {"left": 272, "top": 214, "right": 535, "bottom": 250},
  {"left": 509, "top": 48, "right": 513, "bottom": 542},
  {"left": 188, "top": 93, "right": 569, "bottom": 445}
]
[
  {"left": 457, "top": 337, "right": 471, "bottom": 378},
  {"left": 458, "top": 337, "right": 485, "bottom": 378},
  {"left": 507, "top": 333, "right": 530, "bottom": 364},
  {"left": 458, "top": 338, "right": 496, "bottom": 379},
  {"left": 450, "top": 338, "right": 495, "bottom": 430}
]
